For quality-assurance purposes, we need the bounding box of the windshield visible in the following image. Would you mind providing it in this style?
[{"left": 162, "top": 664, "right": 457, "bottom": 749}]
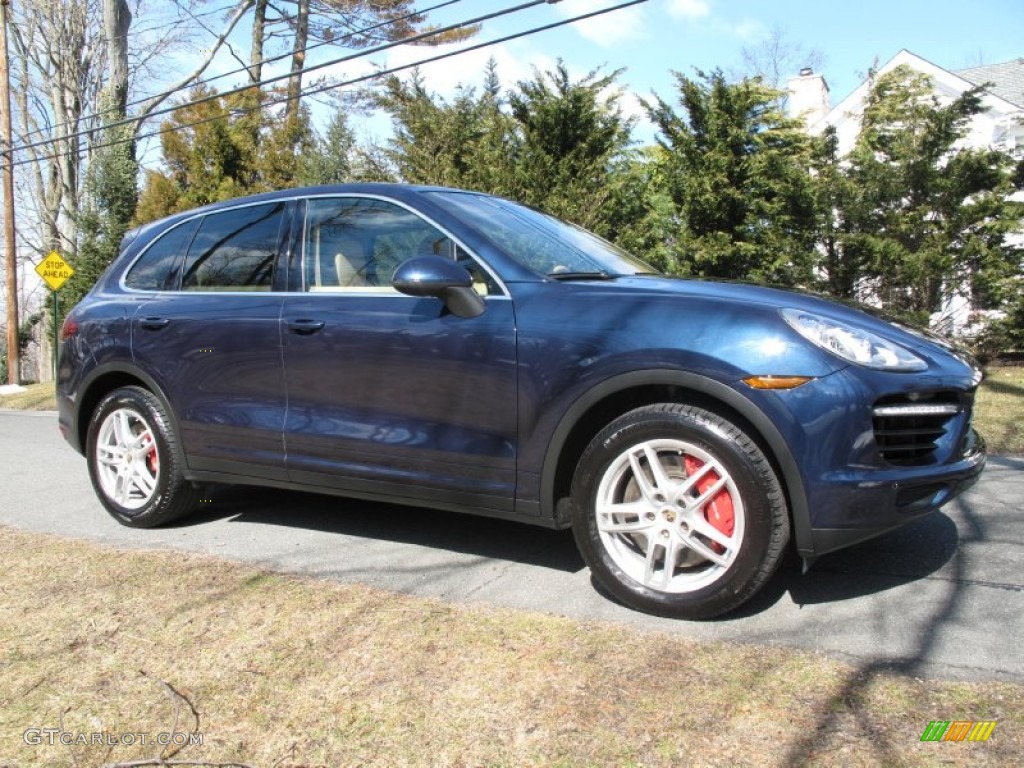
[{"left": 427, "top": 191, "right": 658, "bottom": 279}]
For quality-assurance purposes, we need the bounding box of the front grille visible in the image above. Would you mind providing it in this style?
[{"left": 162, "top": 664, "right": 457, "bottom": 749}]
[{"left": 872, "top": 393, "right": 962, "bottom": 465}]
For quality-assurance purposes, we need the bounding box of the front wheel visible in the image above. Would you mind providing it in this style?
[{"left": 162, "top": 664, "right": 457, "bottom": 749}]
[
  {"left": 86, "top": 386, "right": 197, "bottom": 528},
  {"left": 571, "top": 404, "right": 789, "bottom": 619}
]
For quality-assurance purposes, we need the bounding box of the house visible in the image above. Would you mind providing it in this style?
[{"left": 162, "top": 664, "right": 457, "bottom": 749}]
[
  {"left": 788, "top": 49, "right": 1024, "bottom": 158},
  {"left": 787, "top": 50, "right": 1024, "bottom": 336}
]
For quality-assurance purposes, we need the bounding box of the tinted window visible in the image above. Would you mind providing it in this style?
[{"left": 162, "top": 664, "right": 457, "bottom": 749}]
[
  {"left": 124, "top": 219, "right": 198, "bottom": 291},
  {"left": 182, "top": 202, "right": 285, "bottom": 291},
  {"left": 303, "top": 197, "right": 499, "bottom": 295}
]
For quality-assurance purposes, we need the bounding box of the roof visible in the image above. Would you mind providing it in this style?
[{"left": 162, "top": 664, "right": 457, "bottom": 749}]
[{"left": 954, "top": 58, "right": 1024, "bottom": 109}]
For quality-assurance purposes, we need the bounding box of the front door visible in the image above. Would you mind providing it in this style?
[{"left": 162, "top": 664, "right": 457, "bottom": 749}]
[{"left": 281, "top": 195, "right": 518, "bottom": 511}]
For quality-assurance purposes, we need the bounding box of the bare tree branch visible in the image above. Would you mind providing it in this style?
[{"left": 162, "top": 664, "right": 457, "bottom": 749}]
[{"left": 134, "top": 0, "right": 255, "bottom": 132}]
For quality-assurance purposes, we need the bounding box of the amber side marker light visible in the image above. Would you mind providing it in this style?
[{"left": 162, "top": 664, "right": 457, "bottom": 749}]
[{"left": 742, "top": 375, "right": 814, "bottom": 390}]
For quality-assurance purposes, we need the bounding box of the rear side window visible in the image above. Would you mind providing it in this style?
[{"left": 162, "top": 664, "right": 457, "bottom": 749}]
[
  {"left": 124, "top": 219, "right": 199, "bottom": 291},
  {"left": 182, "top": 202, "right": 286, "bottom": 291}
]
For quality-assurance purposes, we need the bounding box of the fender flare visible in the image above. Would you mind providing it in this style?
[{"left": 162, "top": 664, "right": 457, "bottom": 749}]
[
  {"left": 538, "top": 369, "right": 813, "bottom": 555},
  {"left": 75, "top": 362, "right": 184, "bottom": 460}
]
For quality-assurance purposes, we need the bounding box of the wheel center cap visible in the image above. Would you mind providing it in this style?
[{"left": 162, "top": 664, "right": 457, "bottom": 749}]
[{"left": 661, "top": 508, "right": 676, "bottom": 523}]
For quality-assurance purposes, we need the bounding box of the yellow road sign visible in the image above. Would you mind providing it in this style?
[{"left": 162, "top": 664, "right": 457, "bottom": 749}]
[{"left": 35, "top": 251, "right": 74, "bottom": 291}]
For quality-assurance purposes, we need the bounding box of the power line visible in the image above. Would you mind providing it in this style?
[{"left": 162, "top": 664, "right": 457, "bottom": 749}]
[
  {"left": 8, "top": 0, "right": 648, "bottom": 171},
  {"left": 14, "top": 0, "right": 465, "bottom": 145},
  {"left": 11, "top": 0, "right": 546, "bottom": 158}
]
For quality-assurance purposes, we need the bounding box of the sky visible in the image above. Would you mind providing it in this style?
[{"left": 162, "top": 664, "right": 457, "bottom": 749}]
[
  {"left": 141, "top": 0, "right": 1023, "bottom": 161},
  {"left": 8, "top": 0, "right": 1023, "bottom": 349}
]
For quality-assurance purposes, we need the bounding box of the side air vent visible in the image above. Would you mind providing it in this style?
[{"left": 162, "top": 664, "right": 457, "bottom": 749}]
[{"left": 872, "top": 393, "right": 962, "bottom": 465}]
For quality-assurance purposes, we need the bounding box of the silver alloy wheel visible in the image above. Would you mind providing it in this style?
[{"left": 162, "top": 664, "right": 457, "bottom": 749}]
[
  {"left": 94, "top": 407, "right": 160, "bottom": 511},
  {"left": 595, "top": 438, "right": 745, "bottom": 593}
]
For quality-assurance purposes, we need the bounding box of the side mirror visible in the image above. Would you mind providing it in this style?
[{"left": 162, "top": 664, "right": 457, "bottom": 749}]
[{"left": 392, "top": 256, "right": 486, "bottom": 318}]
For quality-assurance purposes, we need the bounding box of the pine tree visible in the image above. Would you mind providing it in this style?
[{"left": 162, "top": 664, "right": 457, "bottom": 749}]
[
  {"left": 835, "top": 64, "right": 1023, "bottom": 324},
  {"left": 507, "top": 62, "right": 633, "bottom": 234},
  {"left": 646, "top": 69, "right": 818, "bottom": 285},
  {"left": 299, "top": 111, "right": 356, "bottom": 185}
]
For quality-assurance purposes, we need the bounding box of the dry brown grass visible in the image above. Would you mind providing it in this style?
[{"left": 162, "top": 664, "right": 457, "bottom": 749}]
[
  {"left": 0, "top": 382, "right": 56, "bottom": 411},
  {"left": 976, "top": 366, "right": 1024, "bottom": 456},
  {"left": 0, "top": 527, "right": 1020, "bottom": 768}
]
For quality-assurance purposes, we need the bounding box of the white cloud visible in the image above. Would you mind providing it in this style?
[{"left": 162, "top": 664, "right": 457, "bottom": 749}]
[
  {"left": 301, "top": 37, "right": 557, "bottom": 104},
  {"left": 380, "top": 40, "right": 558, "bottom": 98},
  {"left": 555, "top": 0, "right": 647, "bottom": 48},
  {"left": 667, "top": 0, "right": 711, "bottom": 20}
]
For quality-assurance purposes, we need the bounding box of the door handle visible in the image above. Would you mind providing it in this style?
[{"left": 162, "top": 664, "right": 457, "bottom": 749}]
[
  {"left": 287, "top": 319, "right": 326, "bottom": 335},
  {"left": 139, "top": 317, "right": 170, "bottom": 330}
]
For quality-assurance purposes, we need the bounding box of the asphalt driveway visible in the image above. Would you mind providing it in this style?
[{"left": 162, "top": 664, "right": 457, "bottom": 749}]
[{"left": 2, "top": 409, "right": 1021, "bottom": 682}]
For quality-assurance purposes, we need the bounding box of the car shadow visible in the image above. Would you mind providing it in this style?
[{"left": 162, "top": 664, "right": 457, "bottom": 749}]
[
  {"left": 169, "top": 483, "right": 960, "bottom": 616},
  {"left": 722, "top": 510, "right": 960, "bottom": 619},
  {"left": 170, "top": 483, "right": 585, "bottom": 573}
]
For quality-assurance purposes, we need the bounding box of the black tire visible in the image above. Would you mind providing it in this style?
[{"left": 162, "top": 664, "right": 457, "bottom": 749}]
[
  {"left": 570, "top": 403, "right": 789, "bottom": 619},
  {"left": 86, "top": 386, "right": 197, "bottom": 528}
]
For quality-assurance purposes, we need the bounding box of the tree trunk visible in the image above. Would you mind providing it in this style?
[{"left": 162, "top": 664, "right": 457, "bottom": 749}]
[
  {"left": 102, "top": 0, "right": 131, "bottom": 116},
  {"left": 249, "top": 0, "right": 267, "bottom": 83},
  {"left": 285, "top": 0, "right": 309, "bottom": 125}
]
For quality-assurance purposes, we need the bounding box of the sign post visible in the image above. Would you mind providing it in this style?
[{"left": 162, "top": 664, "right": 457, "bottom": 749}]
[{"left": 34, "top": 250, "right": 74, "bottom": 379}]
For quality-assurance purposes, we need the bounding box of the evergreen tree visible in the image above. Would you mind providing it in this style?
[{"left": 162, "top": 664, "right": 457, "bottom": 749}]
[
  {"left": 64, "top": 89, "right": 139, "bottom": 314},
  {"left": 135, "top": 86, "right": 256, "bottom": 222},
  {"left": 374, "top": 61, "right": 634, "bottom": 235},
  {"left": 375, "top": 70, "right": 490, "bottom": 188},
  {"left": 507, "top": 62, "right": 633, "bottom": 234},
  {"left": 602, "top": 147, "right": 678, "bottom": 272},
  {"left": 834, "top": 64, "right": 1023, "bottom": 323},
  {"left": 134, "top": 87, "right": 318, "bottom": 223},
  {"left": 646, "top": 69, "right": 819, "bottom": 285},
  {"left": 299, "top": 111, "right": 356, "bottom": 185}
]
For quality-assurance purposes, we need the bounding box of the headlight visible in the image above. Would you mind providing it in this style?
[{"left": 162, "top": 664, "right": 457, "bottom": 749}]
[{"left": 781, "top": 309, "right": 927, "bottom": 372}]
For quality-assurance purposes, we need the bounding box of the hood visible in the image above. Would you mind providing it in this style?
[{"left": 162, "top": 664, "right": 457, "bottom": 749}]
[{"left": 600, "top": 275, "right": 982, "bottom": 376}]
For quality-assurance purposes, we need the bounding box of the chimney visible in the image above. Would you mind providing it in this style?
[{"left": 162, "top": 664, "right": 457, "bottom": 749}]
[{"left": 787, "top": 68, "right": 830, "bottom": 128}]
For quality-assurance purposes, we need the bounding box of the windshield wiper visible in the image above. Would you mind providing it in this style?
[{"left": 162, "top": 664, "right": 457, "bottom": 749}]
[{"left": 547, "top": 271, "right": 614, "bottom": 281}]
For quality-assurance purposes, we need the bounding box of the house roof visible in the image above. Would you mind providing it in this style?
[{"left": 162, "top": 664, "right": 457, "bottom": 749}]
[
  {"left": 816, "top": 50, "right": 1023, "bottom": 135},
  {"left": 955, "top": 59, "right": 1024, "bottom": 109}
]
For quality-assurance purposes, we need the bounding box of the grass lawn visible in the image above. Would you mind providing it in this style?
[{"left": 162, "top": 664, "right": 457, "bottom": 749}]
[
  {"left": 0, "top": 527, "right": 1020, "bottom": 768},
  {"left": 973, "top": 366, "right": 1024, "bottom": 456},
  {"left": 0, "top": 381, "right": 58, "bottom": 411}
]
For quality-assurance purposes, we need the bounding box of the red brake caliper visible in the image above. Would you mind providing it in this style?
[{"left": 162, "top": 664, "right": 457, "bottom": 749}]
[
  {"left": 684, "top": 456, "right": 734, "bottom": 552},
  {"left": 144, "top": 435, "right": 158, "bottom": 474}
]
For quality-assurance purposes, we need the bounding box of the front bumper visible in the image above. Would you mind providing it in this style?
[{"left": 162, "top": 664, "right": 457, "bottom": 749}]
[
  {"left": 749, "top": 364, "right": 987, "bottom": 559},
  {"left": 805, "top": 429, "right": 985, "bottom": 556}
]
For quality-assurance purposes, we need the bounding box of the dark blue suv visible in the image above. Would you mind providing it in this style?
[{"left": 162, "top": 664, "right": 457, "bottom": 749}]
[{"left": 57, "top": 184, "right": 986, "bottom": 618}]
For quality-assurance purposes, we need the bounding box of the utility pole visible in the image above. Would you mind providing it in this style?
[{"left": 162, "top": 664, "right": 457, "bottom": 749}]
[{"left": 0, "top": 0, "right": 17, "bottom": 385}]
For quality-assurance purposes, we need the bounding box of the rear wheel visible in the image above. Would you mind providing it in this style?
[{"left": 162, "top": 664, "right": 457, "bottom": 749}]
[
  {"left": 571, "top": 403, "right": 789, "bottom": 619},
  {"left": 86, "top": 386, "right": 197, "bottom": 528}
]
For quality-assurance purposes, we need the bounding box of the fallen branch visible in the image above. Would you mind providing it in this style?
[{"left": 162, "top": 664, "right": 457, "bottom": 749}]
[{"left": 103, "top": 761, "right": 255, "bottom": 768}]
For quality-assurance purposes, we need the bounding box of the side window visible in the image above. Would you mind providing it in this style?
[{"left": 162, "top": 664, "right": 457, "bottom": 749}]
[
  {"left": 303, "top": 197, "right": 500, "bottom": 295},
  {"left": 181, "top": 202, "right": 285, "bottom": 291},
  {"left": 124, "top": 219, "right": 198, "bottom": 291}
]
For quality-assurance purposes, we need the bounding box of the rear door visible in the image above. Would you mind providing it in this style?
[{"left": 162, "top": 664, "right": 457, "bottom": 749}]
[
  {"left": 280, "top": 195, "right": 519, "bottom": 511},
  {"left": 130, "top": 200, "right": 291, "bottom": 480}
]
